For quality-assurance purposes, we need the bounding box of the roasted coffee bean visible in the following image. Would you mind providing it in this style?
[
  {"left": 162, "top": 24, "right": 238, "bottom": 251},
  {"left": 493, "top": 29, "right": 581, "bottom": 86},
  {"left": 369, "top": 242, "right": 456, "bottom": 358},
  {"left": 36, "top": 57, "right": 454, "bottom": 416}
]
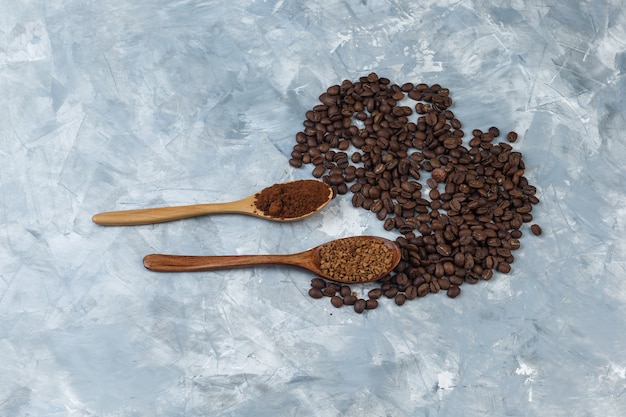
[
  {"left": 447, "top": 285, "right": 461, "bottom": 298},
  {"left": 331, "top": 296, "right": 343, "bottom": 308},
  {"left": 328, "top": 173, "right": 344, "bottom": 186},
  {"left": 384, "top": 287, "right": 399, "bottom": 298},
  {"left": 436, "top": 243, "right": 452, "bottom": 257},
  {"left": 417, "top": 283, "right": 430, "bottom": 297},
  {"left": 509, "top": 239, "right": 521, "bottom": 250},
  {"left": 370, "top": 199, "right": 384, "bottom": 213},
  {"left": 384, "top": 218, "right": 395, "bottom": 230},
  {"left": 289, "top": 159, "right": 303, "bottom": 168},
  {"left": 431, "top": 168, "right": 447, "bottom": 182},
  {"left": 472, "top": 229, "right": 488, "bottom": 241},
  {"left": 488, "top": 126, "right": 500, "bottom": 137},
  {"left": 438, "top": 278, "right": 451, "bottom": 290},
  {"left": 506, "top": 131, "right": 518, "bottom": 142},
  {"left": 354, "top": 299, "right": 367, "bottom": 313},
  {"left": 322, "top": 286, "right": 336, "bottom": 297},
  {"left": 311, "top": 278, "right": 327, "bottom": 289},
  {"left": 530, "top": 224, "right": 542, "bottom": 235},
  {"left": 465, "top": 274, "right": 479, "bottom": 284},
  {"left": 394, "top": 293, "right": 407, "bottom": 306},
  {"left": 405, "top": 285, "right": 418, "bottom": 299},
  {"left": 365, "top": 299, "right": 379, "bottom": 309},
  {"left": 352, "top": 193, "right": 364, "bottom": 208},
  {"left": 481, "top": 269, "right": 494, "bottom": 280},
  {"left": 340, "top": 285, "right": 352, "bottom": 297},
  {"left": 395, "top": 272, "right": 409, "bottom": 286},
  {"left": 312, "top": 165, "right": 326, "bottom": 178},
  {"left": 308, "top": 288, "right": 323, "bottom": 299},
  {"left": 368, "top": 288, "right": 383, "bottom": 299},
  {"left": 426, "top": 178, "right": 439, "bottom": 189},
  {"left": 343, "top": 295, "right": 357, "bottom": 305},
  {"left": 449, "top": 275, "right": 463, "bottom": 286}
]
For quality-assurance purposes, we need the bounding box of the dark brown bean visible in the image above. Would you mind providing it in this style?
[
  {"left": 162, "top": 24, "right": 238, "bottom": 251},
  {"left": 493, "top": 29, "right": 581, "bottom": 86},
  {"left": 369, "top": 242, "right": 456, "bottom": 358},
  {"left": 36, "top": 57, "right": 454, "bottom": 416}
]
[
  {"left": 308, "top": 288, "right": 323, "bottom": 299},
  {"left": 394, "top": 293, "right": 407, "bottom": 306},
  {"left": 438, "top": 278, "right": 451, "bottom": 290},
  {"left": 322, "top": 286, "right": 336, "bottom": 297},
  {"left": 417, "top": 283, "right": 430, "bottom": 297},
  {"left": 497, "top": 262, "right": 511, "bottom": 273},
  {"left": 311, "top": 278, "right": 326, "bottom": 289},
  {"left": 354, "top": 299, "right": 366, "bottom": 313},
  {"left": 368, "top": 288, "right": 383, "bottom": 299},
  {"left": 312, "top": 165, "right": 326, "bottom": 178},
  {"left": 343, "top": 295, "right": 357, "bottom": 305},
  {"left": 405, "top": 285, "right": 418, "bottom": 299},
  {"left": 447, "top": 285, "right": 461, "bottom": 298},
  {"left": 482, "top": 269, "right": 494, "bottom": 280},
  {"left": 384, "top": 287, "right": 399, "bottom": 298},
  {"left": 340, "top": 285, "right": 352, "bottom": 297},
  {"left": 331, "top": 296, "right": 343, "bottom": 308},
  {"left": 530, "top": 224, "right": 542, "bottom": 236},
  {"left": 436, "top": 243, "right": 452, "bottom": 257},
  {"left": 365, "top": 299, "right": 379, "bottom": 309},
  {"left": 506, "top": 131, "right": 518, "bottom": 142}
]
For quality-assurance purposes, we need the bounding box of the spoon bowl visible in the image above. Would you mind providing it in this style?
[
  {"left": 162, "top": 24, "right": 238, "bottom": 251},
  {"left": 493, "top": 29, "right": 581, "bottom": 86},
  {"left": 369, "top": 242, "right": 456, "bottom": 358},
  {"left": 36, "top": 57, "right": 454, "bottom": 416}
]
[
  {"left": 92, "top": 180, "right": 334, "bottom": 226},
  {"left": 143, "top": 236, "right": 402, "bottom": 284}
]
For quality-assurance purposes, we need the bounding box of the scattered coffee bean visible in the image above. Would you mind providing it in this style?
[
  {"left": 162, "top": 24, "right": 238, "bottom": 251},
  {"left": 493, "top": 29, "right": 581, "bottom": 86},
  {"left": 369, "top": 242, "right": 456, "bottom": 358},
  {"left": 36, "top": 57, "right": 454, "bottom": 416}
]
[
  {"left": 340, "top": 285, "right": 352, "bottom": 297},
  {"left": 530, "top": 224, "right": 542, "bottom": 236},
  {"left": 368, "top": 288, "right": 383, "bottom": 299},
  {"left": 311, "top": 278, "right": 326, "bottom": 289},
  {"left": 417, "top": 283, "right": 430, "bottom": 297},
  {"left": 405, "top": 285, "right": 418, "bottom": 299},
  {"left": 331, "top": 296, "right": 343, "bottom": 308},
  {"left": 395, "top": 293, "right": 407, "bottom": 306},
  {"left": 322, "top": 286, "right": 336, "bottom": 297},
  {"left": 447, "top": 285, "right": 461, "bottom": 298},
  {"left": 308, "top": 288, "right": 323, "bottom": 299},
  {"left": 343, "top": 294, "right": 357, "bottom": 305},
  {"left": 354, "top": 299, "right": 367, "bottom": 314},
  {"left": 384, "top": 287, "right": 399, "bottom": 298},
  {"left": 506, "top": 131, "right": 518, "bottom": 142}
]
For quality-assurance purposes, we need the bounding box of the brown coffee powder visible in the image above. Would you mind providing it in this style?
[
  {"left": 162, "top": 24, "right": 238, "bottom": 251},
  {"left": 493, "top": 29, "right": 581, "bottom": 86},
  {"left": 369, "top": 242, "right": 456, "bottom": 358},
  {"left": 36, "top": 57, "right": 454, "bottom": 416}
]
[{"left": 254, "top": 180, "right": 330, "bottom": 219}]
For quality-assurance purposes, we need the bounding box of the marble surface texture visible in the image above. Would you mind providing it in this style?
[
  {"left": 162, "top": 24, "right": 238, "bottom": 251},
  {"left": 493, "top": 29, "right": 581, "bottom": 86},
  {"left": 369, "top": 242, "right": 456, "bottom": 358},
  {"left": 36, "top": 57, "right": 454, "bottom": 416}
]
[{"left": 1, "top": 0, "right": 626, "bottom": 416}]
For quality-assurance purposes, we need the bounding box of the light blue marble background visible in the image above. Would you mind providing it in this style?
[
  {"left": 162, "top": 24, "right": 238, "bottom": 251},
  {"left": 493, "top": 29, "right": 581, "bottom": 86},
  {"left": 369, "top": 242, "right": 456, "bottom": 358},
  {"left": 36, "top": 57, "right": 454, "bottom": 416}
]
[{"left": 1, "top": 0, "right": 625, "bottom": 416}]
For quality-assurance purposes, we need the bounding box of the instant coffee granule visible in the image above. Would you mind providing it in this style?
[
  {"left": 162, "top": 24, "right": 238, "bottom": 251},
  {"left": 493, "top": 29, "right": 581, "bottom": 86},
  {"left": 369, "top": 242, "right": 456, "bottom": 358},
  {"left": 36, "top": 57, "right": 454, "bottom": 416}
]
[
  {"left": 290, "top": 73, "right": 542, "bottom": 312},
  {"left": 254, "top": 179, "right": 329, "bottom": 219},
  {"left": 319, "top": 237, "right": 393, "bottom": 283}
]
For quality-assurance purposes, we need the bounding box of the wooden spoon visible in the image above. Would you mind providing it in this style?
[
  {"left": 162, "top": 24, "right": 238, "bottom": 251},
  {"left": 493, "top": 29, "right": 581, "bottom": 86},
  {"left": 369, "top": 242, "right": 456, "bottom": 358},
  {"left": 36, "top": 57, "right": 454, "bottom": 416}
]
[
  {"left": 143, "top": 236, "right": 401, "bottom": 284},
  {"left": 92, "top": 180, "right": 333, "bottom": 226}
]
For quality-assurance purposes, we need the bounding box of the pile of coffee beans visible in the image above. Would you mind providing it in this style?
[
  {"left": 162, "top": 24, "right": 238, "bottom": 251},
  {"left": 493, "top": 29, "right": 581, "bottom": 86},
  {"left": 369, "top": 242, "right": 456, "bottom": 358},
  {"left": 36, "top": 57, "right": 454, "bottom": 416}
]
[{"left": 289, "top": 73, "right": 541, "bottom": 313}]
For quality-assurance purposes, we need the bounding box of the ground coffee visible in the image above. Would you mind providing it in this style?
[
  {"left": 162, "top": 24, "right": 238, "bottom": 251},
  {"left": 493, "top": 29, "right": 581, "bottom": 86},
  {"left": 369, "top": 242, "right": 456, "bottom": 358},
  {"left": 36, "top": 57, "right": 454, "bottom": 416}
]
[{"left": 254, "top": 179, "right": 330, "bottom": 219}]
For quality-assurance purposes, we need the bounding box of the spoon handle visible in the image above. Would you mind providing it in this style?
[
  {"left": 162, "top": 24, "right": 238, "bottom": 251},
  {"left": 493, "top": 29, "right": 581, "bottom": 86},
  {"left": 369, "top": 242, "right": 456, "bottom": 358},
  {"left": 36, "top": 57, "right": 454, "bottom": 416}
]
[
  {"left": 92, "top": 200, "right": 251, "bottom": 226},
  {"left": 143, "top": 253, "right": 312, "bottom": 272}
]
